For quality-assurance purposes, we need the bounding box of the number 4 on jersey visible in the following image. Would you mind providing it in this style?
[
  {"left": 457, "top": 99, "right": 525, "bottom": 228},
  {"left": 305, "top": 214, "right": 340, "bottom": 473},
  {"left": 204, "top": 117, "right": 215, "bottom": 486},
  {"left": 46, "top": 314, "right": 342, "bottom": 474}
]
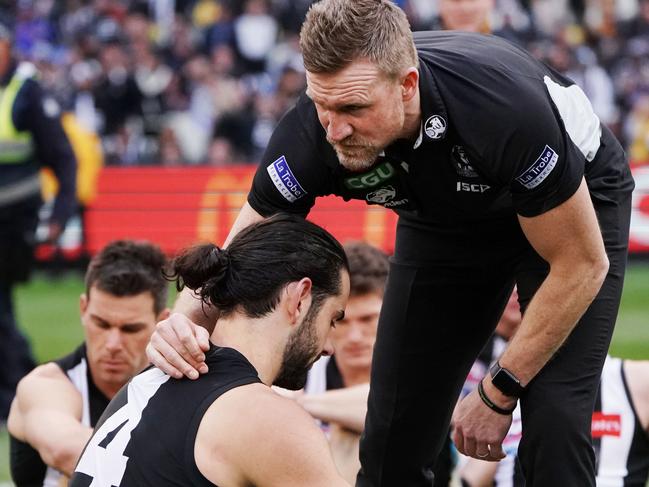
[{"left": 73, "top": 369, "right": 170, "bottom": 487}]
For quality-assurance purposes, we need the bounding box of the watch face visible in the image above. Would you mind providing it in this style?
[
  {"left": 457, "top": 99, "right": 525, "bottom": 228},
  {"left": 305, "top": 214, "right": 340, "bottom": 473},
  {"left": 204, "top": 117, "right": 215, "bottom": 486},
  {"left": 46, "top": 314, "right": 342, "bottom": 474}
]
[{"left": 491, "top": 364, "right": 524, "bottom": 397}]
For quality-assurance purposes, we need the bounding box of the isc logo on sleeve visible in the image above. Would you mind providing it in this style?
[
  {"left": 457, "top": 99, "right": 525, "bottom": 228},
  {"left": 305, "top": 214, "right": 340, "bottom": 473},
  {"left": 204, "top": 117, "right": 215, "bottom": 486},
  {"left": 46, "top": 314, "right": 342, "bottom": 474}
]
[
  {"left": 515, "top": 145, "right": 559, "bottom": 190},
  {"left": 266, "top": 156, "right": 307, "bottom": 203}
]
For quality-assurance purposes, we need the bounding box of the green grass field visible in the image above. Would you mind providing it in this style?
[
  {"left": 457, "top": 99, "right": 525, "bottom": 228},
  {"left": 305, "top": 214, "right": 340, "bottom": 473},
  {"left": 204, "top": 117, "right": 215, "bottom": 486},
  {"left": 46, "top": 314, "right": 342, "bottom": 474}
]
[{"left": 1, "top": 264, "right": 648, "bottom": 484}]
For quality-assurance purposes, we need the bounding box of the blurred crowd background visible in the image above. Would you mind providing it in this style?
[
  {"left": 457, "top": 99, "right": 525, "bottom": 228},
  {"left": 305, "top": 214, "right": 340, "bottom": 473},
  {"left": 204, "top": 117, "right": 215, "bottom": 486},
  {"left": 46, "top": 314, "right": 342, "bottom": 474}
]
[{"left": 1, "top": 0, "right": 649, "bottom": 168}]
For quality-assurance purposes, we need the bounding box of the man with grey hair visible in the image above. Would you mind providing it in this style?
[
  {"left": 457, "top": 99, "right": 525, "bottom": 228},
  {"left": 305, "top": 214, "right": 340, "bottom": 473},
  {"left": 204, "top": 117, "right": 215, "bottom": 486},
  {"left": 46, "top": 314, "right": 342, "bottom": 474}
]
[{"left": 148, "top": 1, "right": 634, "bottom": 486}]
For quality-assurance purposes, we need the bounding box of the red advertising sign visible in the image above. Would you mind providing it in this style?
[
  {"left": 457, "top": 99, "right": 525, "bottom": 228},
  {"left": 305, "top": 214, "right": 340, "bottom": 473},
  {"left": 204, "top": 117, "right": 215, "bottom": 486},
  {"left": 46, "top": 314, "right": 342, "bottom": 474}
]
[
  {"left": 84, "top": 167, "right": 398, "bottom": 255},
  {"left": 82, "top": 165, "right": 649, "bottom": 257},
  {"left": 630, "top": 166, "right": 649, "bottom": 253}
]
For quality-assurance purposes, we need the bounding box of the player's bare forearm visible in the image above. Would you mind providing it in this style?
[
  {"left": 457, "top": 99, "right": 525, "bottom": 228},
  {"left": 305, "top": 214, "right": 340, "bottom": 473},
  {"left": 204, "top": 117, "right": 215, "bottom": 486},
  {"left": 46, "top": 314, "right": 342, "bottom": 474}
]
[
  {"left": 24, "top": 411, "right": 92, "bottom": 476},
  {"left": 9, "top": 365, "right": 91, "bottom": 476},
  {"left": 299, "top": 384, "right": 369, "bottom": 433}
]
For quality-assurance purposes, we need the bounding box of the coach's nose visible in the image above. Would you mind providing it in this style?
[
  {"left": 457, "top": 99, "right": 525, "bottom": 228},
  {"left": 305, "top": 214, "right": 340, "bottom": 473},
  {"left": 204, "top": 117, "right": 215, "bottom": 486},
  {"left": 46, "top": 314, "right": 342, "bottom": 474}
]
[{"left": 326, "top": 112, "right": 353, "bottom": 143}]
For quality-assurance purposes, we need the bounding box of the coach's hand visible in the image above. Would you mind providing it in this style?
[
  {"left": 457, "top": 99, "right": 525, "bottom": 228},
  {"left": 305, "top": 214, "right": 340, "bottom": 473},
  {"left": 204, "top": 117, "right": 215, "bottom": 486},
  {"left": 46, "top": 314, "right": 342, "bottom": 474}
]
[
  {"left": 452, "top": 380, "right": 513, "bottom": 461},
  {"left": 146, "top": 312, "right": 211, "bottom": 379}
]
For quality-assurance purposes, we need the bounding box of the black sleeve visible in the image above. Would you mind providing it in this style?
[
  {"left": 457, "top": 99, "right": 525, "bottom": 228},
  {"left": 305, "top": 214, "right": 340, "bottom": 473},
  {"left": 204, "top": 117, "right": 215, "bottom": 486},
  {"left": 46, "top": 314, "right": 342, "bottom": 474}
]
[
  {"left": 17, "top": 79, "right": 78, "bottom": 226},
  {"left": 247, "top": 101, "right": 334, "bottom": 217},
  {"left": 437, "top": 66, "right": 584, "bottom": 217}
]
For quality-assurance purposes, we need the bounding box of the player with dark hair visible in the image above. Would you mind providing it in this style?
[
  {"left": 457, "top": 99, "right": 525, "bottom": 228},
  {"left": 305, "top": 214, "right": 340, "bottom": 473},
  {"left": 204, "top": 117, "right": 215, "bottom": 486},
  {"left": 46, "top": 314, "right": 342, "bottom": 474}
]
[
  {"left": 71, "top": 214, "right": 351, "bottom": 487},
  {"left": 7, "top": 240, "right": 169, "bottom": 486}
]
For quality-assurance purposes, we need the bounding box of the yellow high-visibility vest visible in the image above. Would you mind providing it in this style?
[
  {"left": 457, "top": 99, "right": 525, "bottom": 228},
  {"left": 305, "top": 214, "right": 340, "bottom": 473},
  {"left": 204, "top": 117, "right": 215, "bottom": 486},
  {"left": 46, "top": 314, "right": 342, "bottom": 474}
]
[{"left": 0, "top": 63, "right": 35, "bottom": 164}]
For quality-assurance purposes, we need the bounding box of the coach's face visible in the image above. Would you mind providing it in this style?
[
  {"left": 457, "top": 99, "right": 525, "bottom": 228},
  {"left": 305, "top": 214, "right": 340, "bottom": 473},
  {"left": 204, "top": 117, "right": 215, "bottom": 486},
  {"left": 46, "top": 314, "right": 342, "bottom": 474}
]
[
  {"left": 306, "top": 59, "right": 416, "bottom": 172},
  {"left": 80, "top": 286, "right": 167, "bottom": 397}
]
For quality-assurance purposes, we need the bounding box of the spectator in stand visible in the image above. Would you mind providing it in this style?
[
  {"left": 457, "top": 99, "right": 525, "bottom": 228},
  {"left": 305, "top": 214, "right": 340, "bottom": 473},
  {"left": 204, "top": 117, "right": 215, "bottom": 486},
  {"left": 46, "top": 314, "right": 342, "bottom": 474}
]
[
  {"left": 93, "top": 41, "right": 142, "bottom": 165},
  {"left": 543, "top": 39, "right": 619, "bottom": 130},
  {"left": 430, "top": 0, "right": 534, "bottom": 45},
  {"left": 617, "top": 0, "right": 649, "bottom": 39},
  {"left": 1, "top": 0, "right": 647, "bottom": 165},
  {"left": 625, "top": 94, "right": 649, "bottom": 166},
  {"left": 233, "top": 0, "right": 278, "bottom": 75},
  {"left": 612, "top": 38, "right": 649, "bottom": 144},
  {"left": 204, "top": 1, "right": 235, "bottom": 52},
  {"left": 435, "top": 0, "right": 495, "bottom": 33}
]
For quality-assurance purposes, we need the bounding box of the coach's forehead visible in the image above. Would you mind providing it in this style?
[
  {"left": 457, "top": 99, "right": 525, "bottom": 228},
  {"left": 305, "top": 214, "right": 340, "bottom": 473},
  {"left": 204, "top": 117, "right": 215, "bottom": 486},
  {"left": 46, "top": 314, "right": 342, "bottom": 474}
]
[{"left": 305, "top": 60, "right": 386, "bottom": 108}]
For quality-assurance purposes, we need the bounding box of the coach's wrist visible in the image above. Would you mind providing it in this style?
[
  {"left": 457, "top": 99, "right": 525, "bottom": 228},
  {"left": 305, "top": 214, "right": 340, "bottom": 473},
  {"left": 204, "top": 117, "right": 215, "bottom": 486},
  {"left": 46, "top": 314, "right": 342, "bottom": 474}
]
[{"left": 482, "top": 377, "right": 517, "bottom": 411}]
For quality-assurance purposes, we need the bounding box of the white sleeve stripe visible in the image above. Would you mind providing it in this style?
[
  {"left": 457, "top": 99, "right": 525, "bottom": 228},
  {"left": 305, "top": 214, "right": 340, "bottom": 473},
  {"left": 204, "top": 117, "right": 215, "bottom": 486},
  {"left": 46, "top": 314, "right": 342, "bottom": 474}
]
[{"left": 544, "top": 76, "right": 601, "bottom": 162}]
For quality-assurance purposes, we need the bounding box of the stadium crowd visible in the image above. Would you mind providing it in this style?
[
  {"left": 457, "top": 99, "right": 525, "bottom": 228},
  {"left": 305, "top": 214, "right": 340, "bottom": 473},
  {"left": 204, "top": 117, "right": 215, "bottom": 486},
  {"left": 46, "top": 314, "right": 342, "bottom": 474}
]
[{"left": 1, "top": 0, "right": 649, "bottom": 167}]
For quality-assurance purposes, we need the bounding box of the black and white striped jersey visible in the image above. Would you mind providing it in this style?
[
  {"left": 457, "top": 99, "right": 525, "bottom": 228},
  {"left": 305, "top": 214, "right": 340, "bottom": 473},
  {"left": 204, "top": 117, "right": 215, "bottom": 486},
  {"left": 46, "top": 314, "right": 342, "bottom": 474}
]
[
  {"left": 593, "top": 357, "right": 649, "bottom": 487},
  {"left": 494, "top": 356, "right": 649, "bottom": 487}
]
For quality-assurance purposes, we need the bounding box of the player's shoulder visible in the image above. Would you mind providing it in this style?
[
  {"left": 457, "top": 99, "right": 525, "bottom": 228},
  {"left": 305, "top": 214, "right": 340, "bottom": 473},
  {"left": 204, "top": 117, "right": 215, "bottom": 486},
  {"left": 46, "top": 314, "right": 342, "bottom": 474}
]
[
  {"left": 14, "top": 361, "right": 81, "bottom": 413},
  {"left": 206, "top": 382, "right": 316, "bottom": 431},
  {"left": 201, "top": 382, "right": 325, "bottom": 453},
  {"left": 196, "top": 383, "right": 331, "bottom": 485},
  {"left": 20, "top": 361, "right": 68, "bottom": 385}
]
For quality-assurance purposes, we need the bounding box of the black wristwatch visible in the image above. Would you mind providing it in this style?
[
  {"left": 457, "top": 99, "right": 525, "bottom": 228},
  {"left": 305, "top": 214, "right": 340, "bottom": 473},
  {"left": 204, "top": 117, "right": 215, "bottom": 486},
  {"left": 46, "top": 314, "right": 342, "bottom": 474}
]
[{"left": 489, "top": 361, "right": 525, "bottom": 398}]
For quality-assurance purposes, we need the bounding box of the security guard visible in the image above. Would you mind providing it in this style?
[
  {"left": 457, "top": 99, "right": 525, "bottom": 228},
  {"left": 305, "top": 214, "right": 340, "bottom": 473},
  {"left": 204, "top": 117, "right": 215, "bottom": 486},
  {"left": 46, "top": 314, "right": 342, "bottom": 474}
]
[{"left": 0, "top": 23, "right": 77, "bottom": 420}]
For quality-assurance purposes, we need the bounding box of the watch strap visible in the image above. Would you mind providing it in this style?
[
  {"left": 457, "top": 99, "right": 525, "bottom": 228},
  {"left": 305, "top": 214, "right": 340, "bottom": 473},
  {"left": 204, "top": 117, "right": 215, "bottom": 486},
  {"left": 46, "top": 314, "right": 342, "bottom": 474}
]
[{"left": 477, "top": 380, "right": 516, "bottom": 415}]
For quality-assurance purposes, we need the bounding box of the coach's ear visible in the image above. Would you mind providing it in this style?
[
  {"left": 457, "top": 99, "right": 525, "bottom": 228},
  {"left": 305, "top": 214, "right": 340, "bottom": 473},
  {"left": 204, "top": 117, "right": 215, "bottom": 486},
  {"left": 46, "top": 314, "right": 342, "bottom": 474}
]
[
  {"left": 400, "top": 66, "right": 419, "bottom": 103},
  {"left": 284, "top": 278, "right": 313, "bottom": 327}
]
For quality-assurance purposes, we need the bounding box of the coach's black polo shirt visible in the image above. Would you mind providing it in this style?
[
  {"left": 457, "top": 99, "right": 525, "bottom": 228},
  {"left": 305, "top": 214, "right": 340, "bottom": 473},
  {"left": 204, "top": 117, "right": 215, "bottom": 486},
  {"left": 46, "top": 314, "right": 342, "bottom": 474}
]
[{"left": 248, "top": 31, "right": 633, "bottom": 226}]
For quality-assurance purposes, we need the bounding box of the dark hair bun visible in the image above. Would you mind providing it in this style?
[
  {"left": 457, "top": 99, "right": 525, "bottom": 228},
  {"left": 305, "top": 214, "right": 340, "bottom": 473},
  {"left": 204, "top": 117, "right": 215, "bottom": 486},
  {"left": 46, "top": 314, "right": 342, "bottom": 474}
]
[{"left": 172, "top": 244, "right": 229, "bottom": 302}]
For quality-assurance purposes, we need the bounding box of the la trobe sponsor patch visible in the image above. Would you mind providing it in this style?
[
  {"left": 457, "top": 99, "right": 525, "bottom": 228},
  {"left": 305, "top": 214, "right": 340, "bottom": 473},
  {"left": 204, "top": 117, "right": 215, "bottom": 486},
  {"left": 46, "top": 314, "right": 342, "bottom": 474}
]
[
  {"left": 266, "top": 155, "right": 307, "bottom": 202},
  {"left": 515, "top": 145, "right": 559, "bottom": 189}
]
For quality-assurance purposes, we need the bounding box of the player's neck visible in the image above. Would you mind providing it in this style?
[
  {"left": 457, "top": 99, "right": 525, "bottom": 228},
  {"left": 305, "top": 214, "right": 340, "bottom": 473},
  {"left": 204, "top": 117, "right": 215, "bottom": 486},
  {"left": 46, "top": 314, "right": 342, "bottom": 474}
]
[
  {"left": 89, "top": 369, "right": 124, "bottom": 400},
  {"left": 210, "top": 316, "right": 283, "bottom": 386}
]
